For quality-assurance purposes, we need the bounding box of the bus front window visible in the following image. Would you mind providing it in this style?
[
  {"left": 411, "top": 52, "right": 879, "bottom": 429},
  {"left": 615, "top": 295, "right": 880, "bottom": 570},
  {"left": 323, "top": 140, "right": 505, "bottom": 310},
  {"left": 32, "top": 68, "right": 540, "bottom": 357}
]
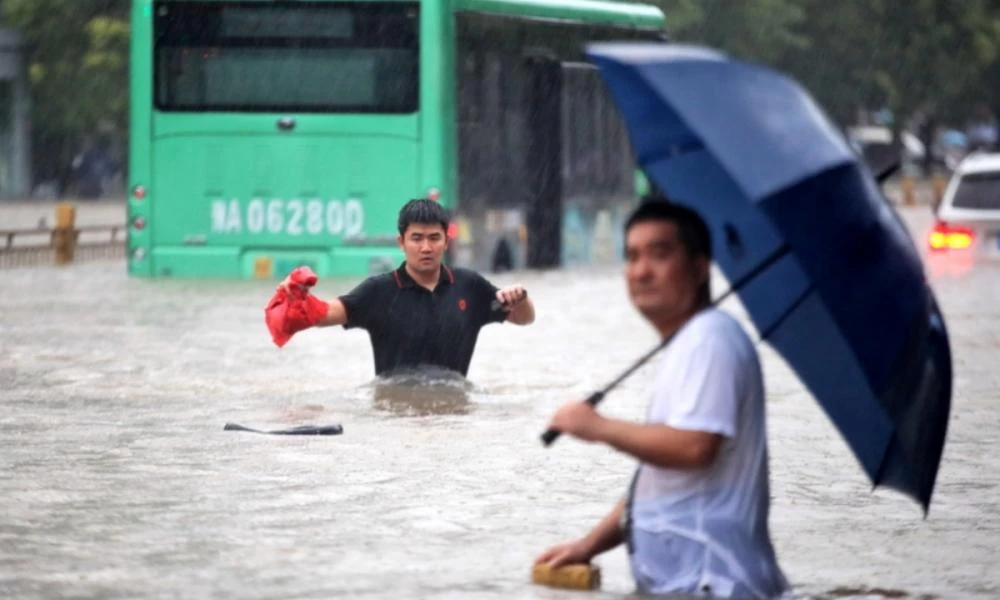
[{"left": 154, "top": 2, "right": 419, "bottom": 114}]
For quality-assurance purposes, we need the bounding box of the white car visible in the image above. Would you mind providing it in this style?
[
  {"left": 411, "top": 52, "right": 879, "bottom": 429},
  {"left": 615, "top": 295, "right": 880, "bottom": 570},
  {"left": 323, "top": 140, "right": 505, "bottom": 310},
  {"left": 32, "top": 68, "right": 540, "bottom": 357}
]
[{"left": 930, "top": 152, "right": 1000, "bottom": 259}]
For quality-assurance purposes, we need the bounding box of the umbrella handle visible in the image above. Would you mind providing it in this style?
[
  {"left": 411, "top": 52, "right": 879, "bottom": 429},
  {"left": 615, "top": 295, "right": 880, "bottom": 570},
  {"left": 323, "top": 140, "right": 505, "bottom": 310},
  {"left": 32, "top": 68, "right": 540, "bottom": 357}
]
[
  {"left": 539, "top": 332, "right": 677, "bottom": 448},
  {"left": 539, "top": 390, "right": 606, "bottom": 446}
]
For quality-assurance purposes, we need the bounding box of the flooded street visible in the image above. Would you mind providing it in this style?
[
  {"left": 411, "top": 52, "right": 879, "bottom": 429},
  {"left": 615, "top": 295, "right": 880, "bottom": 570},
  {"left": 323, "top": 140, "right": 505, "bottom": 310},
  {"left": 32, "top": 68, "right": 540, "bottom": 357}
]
[{"left": 1, "top": 206, "right": 998, "bottom": 600}]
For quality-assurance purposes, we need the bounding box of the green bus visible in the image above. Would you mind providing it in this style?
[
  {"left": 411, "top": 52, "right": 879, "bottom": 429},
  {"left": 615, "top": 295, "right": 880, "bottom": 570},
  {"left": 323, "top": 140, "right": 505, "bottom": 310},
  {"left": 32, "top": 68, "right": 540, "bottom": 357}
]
[{"left": 127, "top": 0, "right": 666, "bottom": 278}]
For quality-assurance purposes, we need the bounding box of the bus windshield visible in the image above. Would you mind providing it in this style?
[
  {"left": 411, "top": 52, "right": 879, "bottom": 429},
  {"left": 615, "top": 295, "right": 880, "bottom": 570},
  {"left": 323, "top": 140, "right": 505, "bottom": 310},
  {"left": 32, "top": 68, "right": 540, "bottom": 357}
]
[{"left": 153, "top": 1, "right": 419, "bottom": 114}]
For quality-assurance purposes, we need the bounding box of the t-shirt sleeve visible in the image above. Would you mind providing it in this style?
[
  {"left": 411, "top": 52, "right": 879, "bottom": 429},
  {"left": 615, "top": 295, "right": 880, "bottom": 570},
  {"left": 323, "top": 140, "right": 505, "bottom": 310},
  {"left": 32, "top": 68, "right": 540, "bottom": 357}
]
[
  {"left": 658, "top": 336, "right": 742, "bottom": 438},
  {"left": 473, "top": 273, "right": 508, "bottom": 325},
  {"left": 338, "top": 277, "right": 381, "bottom": 330}
]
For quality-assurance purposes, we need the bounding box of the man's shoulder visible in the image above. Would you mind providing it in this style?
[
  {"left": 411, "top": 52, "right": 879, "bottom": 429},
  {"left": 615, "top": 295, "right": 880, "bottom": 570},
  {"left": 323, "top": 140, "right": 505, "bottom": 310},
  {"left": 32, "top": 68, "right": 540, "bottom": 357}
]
[
  {"left": 655, "top": 309, "right": 762, "bottom": 400},
  {"left": 688, "top": 308, "right": 750, "bottom": 341},
  {"left": 670, "top": 308, "right": 757, "bottom": 365},
  {"left": 448, "top": 266, "right": 490, "bottom": 286},
  {"left": 367, "top": 271, "right": 398, "bottom": 285},
  {"left": 344, "top": 271, "right": 396, "bottom": 295}
]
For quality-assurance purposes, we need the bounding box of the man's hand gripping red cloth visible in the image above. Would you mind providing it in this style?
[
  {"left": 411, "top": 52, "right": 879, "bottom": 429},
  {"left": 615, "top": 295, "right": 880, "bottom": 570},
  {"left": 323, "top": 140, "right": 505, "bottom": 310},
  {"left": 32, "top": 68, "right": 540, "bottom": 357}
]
[{"left": 264, "top": 266, "right": 330, "bottom": 347}]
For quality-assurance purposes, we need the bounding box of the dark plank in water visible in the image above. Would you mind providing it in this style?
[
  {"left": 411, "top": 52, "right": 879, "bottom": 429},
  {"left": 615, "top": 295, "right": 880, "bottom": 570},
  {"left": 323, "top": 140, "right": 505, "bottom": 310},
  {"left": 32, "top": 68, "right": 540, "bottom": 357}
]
[{"left": 223, "top": 423, "right": 343, "bottom": 436}]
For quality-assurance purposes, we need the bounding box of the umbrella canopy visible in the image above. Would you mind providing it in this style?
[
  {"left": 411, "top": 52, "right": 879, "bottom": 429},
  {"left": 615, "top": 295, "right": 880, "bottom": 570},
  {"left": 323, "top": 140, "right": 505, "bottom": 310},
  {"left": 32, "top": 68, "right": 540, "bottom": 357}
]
[{"left": 586, "top": 43, "right": 952, "bottom": 512}]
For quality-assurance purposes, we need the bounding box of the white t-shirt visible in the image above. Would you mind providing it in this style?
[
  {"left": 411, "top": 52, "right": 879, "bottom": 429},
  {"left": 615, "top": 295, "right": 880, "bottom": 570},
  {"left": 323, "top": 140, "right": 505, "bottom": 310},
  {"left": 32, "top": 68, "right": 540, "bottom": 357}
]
[{"left": 628, "top": 308, "right": 787, "bottom": 598}]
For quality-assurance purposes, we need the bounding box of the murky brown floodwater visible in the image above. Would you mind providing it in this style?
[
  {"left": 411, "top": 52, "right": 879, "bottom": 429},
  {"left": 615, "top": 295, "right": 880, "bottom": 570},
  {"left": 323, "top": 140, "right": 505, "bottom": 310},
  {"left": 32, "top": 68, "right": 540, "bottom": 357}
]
[{"left": 1, "top": 206, "right": 997, "bottom": 600}]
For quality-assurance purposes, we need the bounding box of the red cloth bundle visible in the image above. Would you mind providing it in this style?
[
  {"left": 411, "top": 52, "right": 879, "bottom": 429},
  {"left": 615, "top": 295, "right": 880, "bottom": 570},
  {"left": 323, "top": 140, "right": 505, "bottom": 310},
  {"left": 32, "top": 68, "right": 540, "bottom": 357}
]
[{"left": 264, "top": 266, "right": 330, "bottom": 347}]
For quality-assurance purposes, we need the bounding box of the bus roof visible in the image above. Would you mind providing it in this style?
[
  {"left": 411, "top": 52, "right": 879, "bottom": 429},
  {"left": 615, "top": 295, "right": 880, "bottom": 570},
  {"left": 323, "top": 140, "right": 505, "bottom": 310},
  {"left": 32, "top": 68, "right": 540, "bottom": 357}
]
[
  {"left": 147, "top": 0, "right": 666, "bottom": 29},
  {"left": 451, "top": 0, "right": 666, "bottom": 29}
]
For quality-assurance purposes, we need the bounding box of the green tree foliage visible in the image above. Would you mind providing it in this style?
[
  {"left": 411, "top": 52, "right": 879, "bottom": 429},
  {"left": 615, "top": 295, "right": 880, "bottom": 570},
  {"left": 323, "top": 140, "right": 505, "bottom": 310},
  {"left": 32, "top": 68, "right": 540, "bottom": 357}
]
[
  {"left": 657, "top": 0, "right": 1000, "bottom": 132},
  {"left": 2, "top": 0, "right": 129, "bottom": 189}
]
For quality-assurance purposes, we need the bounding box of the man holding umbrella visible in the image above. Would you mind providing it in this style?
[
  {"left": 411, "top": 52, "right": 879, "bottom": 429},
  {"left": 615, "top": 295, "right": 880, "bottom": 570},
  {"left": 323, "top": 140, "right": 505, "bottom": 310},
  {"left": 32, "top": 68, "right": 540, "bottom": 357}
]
[
  {"left": 535, "top": 199, "right": 789, "bottom": 599},
  {"left": 536, "top": 39, "right": 951, "bottom": 600}
]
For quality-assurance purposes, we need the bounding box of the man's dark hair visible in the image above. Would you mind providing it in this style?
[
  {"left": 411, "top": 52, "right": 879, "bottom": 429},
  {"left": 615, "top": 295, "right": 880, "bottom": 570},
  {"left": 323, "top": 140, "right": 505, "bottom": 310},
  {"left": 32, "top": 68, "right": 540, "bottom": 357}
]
[
  {"left": 398, "top": 198, "right": 449, "bottom": 235},
  {"left": 625, "top": 194, "right": 713, "bottom": 261}
]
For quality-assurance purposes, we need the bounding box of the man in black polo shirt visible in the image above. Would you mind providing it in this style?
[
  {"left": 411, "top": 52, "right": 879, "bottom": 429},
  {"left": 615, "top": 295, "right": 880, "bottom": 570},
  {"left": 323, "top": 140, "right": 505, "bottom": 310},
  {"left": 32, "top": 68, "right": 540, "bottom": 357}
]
[{"left": 280, "top": 199, "right": 535, "bottom": 377}]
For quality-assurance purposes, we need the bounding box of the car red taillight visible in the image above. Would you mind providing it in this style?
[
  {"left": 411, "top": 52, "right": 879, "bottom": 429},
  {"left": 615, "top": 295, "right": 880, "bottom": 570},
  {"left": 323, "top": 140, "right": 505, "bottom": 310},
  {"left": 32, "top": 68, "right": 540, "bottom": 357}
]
[{"left": 928, "top": 222, "right": 975, "bottom": 251}]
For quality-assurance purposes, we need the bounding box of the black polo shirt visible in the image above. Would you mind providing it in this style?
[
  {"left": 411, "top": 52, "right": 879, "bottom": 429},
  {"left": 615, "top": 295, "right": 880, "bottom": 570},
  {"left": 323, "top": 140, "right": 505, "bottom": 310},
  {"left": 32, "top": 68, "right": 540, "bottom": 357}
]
[{"left": 338, "top": 262, "right": 509, "bottom": 377}]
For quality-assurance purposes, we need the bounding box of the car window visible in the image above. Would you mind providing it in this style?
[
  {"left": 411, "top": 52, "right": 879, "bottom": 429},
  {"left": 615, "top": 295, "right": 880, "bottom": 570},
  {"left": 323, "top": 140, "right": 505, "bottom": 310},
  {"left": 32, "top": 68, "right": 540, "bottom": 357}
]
[{"left": 952, "top": 171, "right": 1000, "bottom": 210}]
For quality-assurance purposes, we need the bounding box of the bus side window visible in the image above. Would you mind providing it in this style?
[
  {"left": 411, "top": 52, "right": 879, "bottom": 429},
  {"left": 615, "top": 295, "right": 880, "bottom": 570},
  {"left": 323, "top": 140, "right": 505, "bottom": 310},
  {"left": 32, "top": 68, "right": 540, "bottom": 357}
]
[
  {"left": 570, "top": 69, "right": 590, "bottom": 195},
  {"left": 599, "top": 79, "right": 626, "bottom": 194},
  {"left": 457, "top": 43, "right": 488, "bottom": 206},
  {"left": 458, "top": 50, "right": 481, "bottom": 125},
  {"left": 590, "top": 71, "right": 606, "bottom": 191},
  {"left": 503, "top": 53, "right": 528, "bottom": 206},
  {"left": 571, "top": 68, "right": 598, "bottom": 195}
]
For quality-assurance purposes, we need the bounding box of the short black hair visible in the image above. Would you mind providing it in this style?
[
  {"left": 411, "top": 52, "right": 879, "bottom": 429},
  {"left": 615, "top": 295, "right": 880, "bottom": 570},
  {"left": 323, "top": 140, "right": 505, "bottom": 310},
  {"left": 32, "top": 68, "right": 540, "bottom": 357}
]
[
  {"left": 398, "top": 198, "right": 449, "bottom": 235},
  {"left": 625, "top": 194, "right": 713, "bottom": 261}
]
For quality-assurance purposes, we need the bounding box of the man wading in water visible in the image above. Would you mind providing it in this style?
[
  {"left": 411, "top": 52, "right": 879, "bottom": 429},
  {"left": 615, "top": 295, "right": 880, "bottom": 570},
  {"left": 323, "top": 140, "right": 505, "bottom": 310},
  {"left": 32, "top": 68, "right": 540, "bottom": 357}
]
[
  {"left": 269, "top": 198, "right": 535, "bottom": 379},
  {"left": 535, "top": 200, "right": 788, "bottom": 599}
]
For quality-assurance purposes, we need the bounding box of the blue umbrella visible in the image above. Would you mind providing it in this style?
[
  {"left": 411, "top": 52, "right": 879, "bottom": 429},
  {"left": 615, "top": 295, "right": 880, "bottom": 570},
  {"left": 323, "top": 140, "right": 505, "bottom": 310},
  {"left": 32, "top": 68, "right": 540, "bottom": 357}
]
[{"left": 582, "top": 43, "right": 952, "bottom": 512}]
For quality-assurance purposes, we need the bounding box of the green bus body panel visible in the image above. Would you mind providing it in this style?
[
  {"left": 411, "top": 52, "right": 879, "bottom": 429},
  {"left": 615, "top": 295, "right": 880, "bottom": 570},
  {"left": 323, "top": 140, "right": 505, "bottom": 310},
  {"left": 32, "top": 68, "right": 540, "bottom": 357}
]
[
  {"left": 129, "top": 1, "right": 154, "bottom": 277},
  {"left": 128, "top": 0, "right": 665, "bottom": 279},
  {"left": 149, "top": 246, "right": 403, "bottom": 279},
  {"left": 149, "top": 119, "right": 420, "bottom": 239}
]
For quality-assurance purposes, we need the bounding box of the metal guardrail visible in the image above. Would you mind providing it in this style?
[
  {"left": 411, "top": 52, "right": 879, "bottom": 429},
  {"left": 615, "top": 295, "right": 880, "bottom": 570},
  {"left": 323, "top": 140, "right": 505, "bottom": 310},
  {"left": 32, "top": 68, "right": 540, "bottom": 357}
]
[{"left": 0, "top": 202, "right": 126, "bottom": 269}]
